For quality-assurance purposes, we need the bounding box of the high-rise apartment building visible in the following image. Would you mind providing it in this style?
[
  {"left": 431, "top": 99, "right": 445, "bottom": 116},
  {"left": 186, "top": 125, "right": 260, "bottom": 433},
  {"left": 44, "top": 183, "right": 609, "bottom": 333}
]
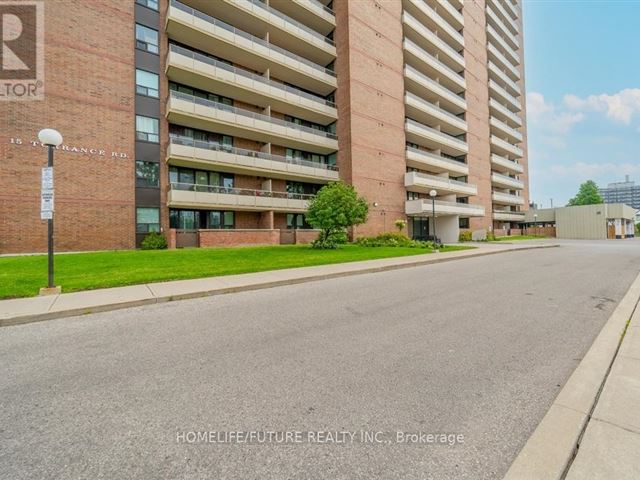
[
  {"left": 0, "top": 0, "right": 528, "bottom": 253},
  {"left": 599, "top": 176, "right": 640, "bottom": 210}
]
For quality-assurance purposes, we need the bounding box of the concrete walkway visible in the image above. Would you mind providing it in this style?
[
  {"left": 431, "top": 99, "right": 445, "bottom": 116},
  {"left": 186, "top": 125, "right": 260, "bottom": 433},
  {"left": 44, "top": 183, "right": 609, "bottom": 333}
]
[
  {"left": 504, "top": 263, "right": 640, "bottom": 480},
  {"left": 0, "top": 242, "right": 554, "bottom": 327},
  {"left": 564, "top": 294, "right": 640, "bottom": 479}
]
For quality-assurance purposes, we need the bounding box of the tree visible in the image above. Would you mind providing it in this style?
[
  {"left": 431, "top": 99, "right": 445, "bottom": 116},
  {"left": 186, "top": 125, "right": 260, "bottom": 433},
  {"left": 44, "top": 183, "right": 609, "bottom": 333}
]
[
  {"left": 567, "top": 180, "right": 604, "bottom": 206},
  {"left": 305, "top": 182, "right": 369, "bottom": 249}
]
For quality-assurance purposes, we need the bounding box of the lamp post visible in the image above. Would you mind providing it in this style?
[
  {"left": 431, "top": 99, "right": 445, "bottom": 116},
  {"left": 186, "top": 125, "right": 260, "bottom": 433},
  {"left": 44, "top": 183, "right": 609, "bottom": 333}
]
[
  {"left": 429, "top": 189, "right": 437, "bottom": 245},
  {"left": 533, "top": 213, "right": 538, "bottom": 237},
  {"left": 38, "top": 128, "right": 63, "bottom": 293}
]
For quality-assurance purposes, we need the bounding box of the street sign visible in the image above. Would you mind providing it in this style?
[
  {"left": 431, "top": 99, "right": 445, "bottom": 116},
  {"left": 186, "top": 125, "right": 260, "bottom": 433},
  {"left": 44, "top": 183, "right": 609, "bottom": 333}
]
[
  {"left": 40, "top": 210, "right": 53, "bottom": 220},
  {"left": 41, "top": 190, "right": 54, "bottom": 212},
  {"left": 42, "top": 167, "right": 53, "bottom": 190}
]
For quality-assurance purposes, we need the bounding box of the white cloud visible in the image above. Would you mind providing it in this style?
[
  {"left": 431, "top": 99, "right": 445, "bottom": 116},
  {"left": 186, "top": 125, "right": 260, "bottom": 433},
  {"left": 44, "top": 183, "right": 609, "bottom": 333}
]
[
  {"left": 564, "top": 89, "right": 640, "bottom": 124},
  {"left": 526, "top": 92, "right": 584, "bottom": 147}
]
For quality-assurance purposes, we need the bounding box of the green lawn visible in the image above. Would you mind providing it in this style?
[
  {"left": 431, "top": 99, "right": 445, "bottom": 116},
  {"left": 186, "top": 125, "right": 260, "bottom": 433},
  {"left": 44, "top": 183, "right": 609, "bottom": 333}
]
[
  {"left": 0, "top": 244, "right": 473, "bottom": 299},
  {"left": 493, "top": 235, "right": 547, "bottom": 241}
]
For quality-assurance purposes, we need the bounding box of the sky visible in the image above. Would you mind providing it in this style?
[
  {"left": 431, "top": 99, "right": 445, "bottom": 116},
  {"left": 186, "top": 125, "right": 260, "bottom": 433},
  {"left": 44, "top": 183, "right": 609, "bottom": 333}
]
[{"left": 523, "top": 0, "right": 640, "bottom": 207}]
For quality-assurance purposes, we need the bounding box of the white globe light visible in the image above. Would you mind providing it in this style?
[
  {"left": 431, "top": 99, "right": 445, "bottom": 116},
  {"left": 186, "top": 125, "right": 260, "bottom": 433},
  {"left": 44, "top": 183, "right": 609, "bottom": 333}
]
[
  {"left": 429, "top": 189, "right": 437, "bottom": 198},
  {"left": 38, "top": 129, "right": 63, "bottom": 147}
]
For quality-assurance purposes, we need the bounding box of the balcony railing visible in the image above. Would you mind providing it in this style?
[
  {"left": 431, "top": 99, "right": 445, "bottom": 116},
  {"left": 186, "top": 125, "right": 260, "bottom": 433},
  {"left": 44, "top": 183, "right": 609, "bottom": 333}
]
[
  {"left": 491, "top": 171, "right": 524, "bottom": 189},
  {"left": 406, "top": 146, "right": 468, "bottom": 172},
  {"left": 403, "top": 12, "right": 465, "bottom": 68},
  {"left": 244, "top": 0, "right": 335, "bottom": 46},
  {"left": 169, "top": 135, "right": 338, "bottom": 171},
  {"left": 406, "top": 0, "right": 464, "bottom": 47},
  {"left": 487, "top": 43, "right": 520, "bottom": 80},
  {"left": 405, "top": 92, "right": 467, "bottom": 127},
  {"left": 170, "top": 0, "right": 336, "bottom": 78},
  {"left": 406, "top": 118, "right": 468, "bottom": 150},
  {"left": 491, "top": 153, "right": 524, "bottom": 173},
  {"left": 487, "top": 24, "right": 520, "bottom": 65},
  {"left": 170, "top": 182, "right": 315, "bottom": 201},
  {"left": 404, "top": 65, "right": 466, "bottom": 110},
  {"left": 489, "top": 79, "right": 521, "bottom": 110},
  {"left": 306, "top": 0, "right": 335, "bottom": 16},
  {"left": 169, "top": 90, "right": 338, "bottom": 140},
  {"left": 169, "top": 44, "right": 336, "bottom": 108},
  {"left": 403, "top": 39, "right": 466, "bottom": 89}
]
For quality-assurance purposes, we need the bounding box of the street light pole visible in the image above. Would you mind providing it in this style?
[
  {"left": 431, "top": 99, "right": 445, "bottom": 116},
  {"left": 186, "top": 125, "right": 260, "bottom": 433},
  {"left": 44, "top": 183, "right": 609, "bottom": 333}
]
[
  {"left": 38, "top": 129, "right": 63, "bottom": 294},
  {"left": 534, "top": 213, "right": 538, "bottom": 237},
  {"left": 429, "top": 189, "right": 437, "bottom": 245},
  {"left": 47, "top": 144, "right": 54, "bottom": 288}
]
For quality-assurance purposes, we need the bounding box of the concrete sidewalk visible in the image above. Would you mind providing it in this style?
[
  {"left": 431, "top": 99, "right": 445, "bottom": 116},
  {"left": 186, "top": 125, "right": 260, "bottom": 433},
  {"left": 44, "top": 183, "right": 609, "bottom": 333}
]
[
  {"left": 0, "top": 242, "right": 554, "bottom": 327},
  {"left": 504, "top": 265, "right": 640, "bottom": 480},
  {"left": 564, "top": 297, "right": 640, "bottom": 479}
]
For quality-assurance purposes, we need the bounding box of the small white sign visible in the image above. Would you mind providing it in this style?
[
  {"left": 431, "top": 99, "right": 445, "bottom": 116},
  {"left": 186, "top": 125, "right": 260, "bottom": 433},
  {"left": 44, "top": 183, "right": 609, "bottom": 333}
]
[
  {"left": 41, "top": 210, "right": 53, "bottom": 220},
  {"left": 41, "top": 190, "right": 54, "bottom": 212},
  {"left": 42, "top": 167, "right": 53, "bottom": 190}
]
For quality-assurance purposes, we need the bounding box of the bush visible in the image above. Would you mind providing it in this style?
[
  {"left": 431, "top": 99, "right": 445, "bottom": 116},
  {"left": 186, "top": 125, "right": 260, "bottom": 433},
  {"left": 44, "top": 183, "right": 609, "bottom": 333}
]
[
  {"left": 486, "top": 232, "right": 496, "bottom": 242},
  {"left": 141, "top": 232, "right": 168, "bottom": 250},
  {"left": 355, "top": 232, "right": 434, "bottom": 249},
  {"left": 458, "top": 231, "right": 472, "bottom": 242}
]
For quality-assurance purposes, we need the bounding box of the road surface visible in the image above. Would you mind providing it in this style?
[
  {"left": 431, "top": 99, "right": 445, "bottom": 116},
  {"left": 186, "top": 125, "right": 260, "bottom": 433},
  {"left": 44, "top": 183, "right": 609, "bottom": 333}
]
[{"left": 2, "top": 240, "right": 640, "bottom": 479}]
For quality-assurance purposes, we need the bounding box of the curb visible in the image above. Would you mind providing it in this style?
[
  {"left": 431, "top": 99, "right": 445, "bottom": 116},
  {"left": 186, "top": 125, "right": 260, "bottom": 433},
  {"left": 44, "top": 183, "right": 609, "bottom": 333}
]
[
  {"left": 503, "top": 267, "right": 640, "bottom": 480},
  {"left": 1, "top": 244, "right": 558, "bottom": 328}
]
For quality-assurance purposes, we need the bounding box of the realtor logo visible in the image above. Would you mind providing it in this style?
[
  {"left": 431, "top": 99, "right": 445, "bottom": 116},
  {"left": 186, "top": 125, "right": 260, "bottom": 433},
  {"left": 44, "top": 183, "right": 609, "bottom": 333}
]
[{"left": 0, "top": 1, "right": 43, "bottom": 100}]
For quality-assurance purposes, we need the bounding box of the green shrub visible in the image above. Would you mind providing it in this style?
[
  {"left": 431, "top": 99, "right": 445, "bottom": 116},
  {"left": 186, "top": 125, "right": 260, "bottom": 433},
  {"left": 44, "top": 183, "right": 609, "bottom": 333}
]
[
  {"left": 355, "top": 232, "right": 434, "bottom": 249},
  {"left": 486, "top": 232, "right": 496, "bottom": 242},
  {"left": 310, "top": 229, "right": 347, "bottom": 249},
  {"left": 141, "top": 232, "right": 168, "bottom": 250},
  {"left": 458, "top": 231, "right": 472, "bottom": 242}
]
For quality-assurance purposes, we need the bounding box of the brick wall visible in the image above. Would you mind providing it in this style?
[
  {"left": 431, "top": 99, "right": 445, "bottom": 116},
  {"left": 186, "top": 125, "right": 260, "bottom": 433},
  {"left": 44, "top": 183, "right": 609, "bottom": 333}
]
[
  {"left": 199, "top": 229, "right": 280, "bottom": 247},
  {"left": 0, "top": 0, "right": 136, "bottom": 253}
]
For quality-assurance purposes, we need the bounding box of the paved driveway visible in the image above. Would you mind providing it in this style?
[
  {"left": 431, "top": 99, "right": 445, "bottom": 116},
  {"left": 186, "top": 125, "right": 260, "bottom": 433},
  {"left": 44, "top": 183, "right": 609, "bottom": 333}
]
[{"left": 2, "top": 240, "right": 640, "bottom": 479}]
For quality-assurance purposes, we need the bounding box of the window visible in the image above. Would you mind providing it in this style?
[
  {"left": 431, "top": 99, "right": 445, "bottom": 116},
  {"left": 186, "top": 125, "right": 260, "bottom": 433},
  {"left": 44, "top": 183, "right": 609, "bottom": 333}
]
[
  {"left": 169, "top": 166, "right": 234, "bottom": 189},
  {"left": 459, "top": 218, "right": 469, "bottom": 229},
  {"left": 135, "top": 24, "right": 159, "bottom": 54},
  {"left": 170, "top": 209, "right": 234, "bottom": 229},
  {"left": 287, "top": 213, "right": 311, "bottom": 229},
  {"left": 286, "top": 181, "right": 320, "bottom": 196},
  {"left": 169, "top": 82, "right": 232, "bottom": 105},
  {"left": 136, "top": 69, "right": 159, "bottom": 98},
  {"left": 136, "top": 161, "right": 159, "bottom": 188},
  {"left": 136, "top": 0, "right": 159, "bottom": 11},
  {"left": 136, "top": 115, "right": 159, "bottom": 143},
  {"left": 136, "top": 207, "right": 160, "bottom": 233}
]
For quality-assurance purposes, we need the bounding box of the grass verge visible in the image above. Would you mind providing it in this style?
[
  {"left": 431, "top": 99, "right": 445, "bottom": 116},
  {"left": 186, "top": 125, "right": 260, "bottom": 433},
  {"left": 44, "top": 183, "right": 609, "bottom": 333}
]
[{"left": 0, "top": 244, "right": 473, "bottom": 299}]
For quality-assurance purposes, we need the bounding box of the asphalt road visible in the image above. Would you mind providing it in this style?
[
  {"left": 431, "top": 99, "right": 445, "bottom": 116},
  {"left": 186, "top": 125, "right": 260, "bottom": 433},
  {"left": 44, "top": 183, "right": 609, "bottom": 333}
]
[{"left": 2, "top": 240, "right": 640, "bottom": 480}]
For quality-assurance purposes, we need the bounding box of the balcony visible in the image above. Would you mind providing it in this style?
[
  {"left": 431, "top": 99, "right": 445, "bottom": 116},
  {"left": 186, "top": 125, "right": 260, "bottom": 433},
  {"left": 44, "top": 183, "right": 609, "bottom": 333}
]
[
  {"left": 406, "top": 199, "right": 485, "bottom": 217},
  {"left": 405, "top": 92, "right": 467, "bottom": 135},
  {"left": 489, "top": 79, "right": 521, "bottom": 112},
  {"left": 493, "top": 210, "right": 525, "bottom": 222},
  {"left": 405, "top": 171, "right": 477, "bottom": 196},
  {"left": 489, "top": 98, "right": 522, "bottom": 128},
  {"left": 405, "top": 118, "right": 468, "bottom": 156},
  {"left": 502, "top": 0, "right": 520, "bottom": 21},
  {"left": 167, "top": 136, "right": 339, "bottom": 183},
  {"left": 486, "top": 24, "right": 520, "bottom": 66},
  {"left": 167, "top": 91, "right": 338, "bottom": 153},
  {"left": 166, "top": 0, "right": 337, "bottom": 95},
  {"left": 166, "top": 44, "right": 337, "bottom": 124},
  {"left": 491, "top": 172, "right": 524, "bottom": 190},
  {"left": 487, "top": 43, "right": 520, "bottom": 81},
  {"left": 491, "top": 153, "right": 524, "bottom": 174},
  {"left": 402, "top": 0, "right": 464, "bottom": 48},
  {"left": 406, "top": 146, "right": 469, "bottom": 175},
  {"left": 269, "top": 0, "right": 335, "bottom": 35},
  {"left": 430, "top": 0, "right": 464, "bottom": 29},
  {"left": 492, "top": 191, "right": 525, "bottom": 206},
  {"left": 404, "top": 65, "right": 466, "bottom": 114},
  {"left": 490, "top": 116, "right": 522, "bottom": 142},
  {"left": 488, "top": 0, "right": 519, "bottom": 36},
  {"left": 403, "top": 39, "right": 466, "bottom": 93},
  {"left": 402, "top": 11, "right": 465, "bottom": 71},
  {"left": 487, "top": 61, "right": 520, "bottom": 98},
  {"left": 168, "top": 182, "right": 312, "bottom": 212},
  {"left": 185, "top": 0, "right": 336, "bottom": 65},
  {"left": 486, "top": 4, "right": 519, "bottom": 50},
  {"left": 491, "top": 135, "right": 523, "bottom": 158}
]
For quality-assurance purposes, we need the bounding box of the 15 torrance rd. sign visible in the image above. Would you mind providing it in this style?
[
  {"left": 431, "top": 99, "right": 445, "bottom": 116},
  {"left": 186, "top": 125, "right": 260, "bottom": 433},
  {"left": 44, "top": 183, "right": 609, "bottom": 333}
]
[{"left": 8, "top": 137, "right": 129, "bottom": 159}]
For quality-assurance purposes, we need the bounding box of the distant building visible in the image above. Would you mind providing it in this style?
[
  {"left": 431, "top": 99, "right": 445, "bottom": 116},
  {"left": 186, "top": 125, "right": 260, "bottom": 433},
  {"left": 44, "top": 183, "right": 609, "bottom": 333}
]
[
  {"left": 599, "top": 176, "right": 640, "bottom": 210},
  {"left": 524, "top": 204, "right": 636, "bottom": 240}
]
